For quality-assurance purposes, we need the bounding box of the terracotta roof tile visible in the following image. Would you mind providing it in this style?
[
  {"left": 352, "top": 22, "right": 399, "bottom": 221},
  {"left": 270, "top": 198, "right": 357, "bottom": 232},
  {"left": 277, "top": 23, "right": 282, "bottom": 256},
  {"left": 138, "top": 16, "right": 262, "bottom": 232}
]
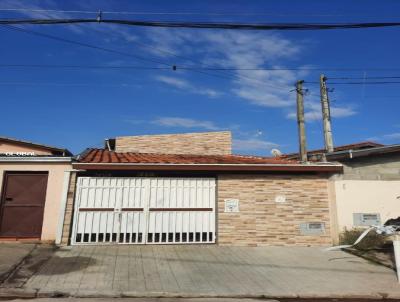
[{"left": 78, "top": 149, "right": 298, "bottom": 165}]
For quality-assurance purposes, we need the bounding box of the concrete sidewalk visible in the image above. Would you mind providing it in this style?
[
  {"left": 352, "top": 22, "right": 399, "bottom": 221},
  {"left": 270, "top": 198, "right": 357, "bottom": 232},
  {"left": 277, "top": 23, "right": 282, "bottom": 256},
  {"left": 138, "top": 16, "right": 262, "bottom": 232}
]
[
  {"left": 3, "top": 245, "right": 398, "bottom": 299},
  {"left": 0, "top": 243, "right": 36, "bottom": 283}
]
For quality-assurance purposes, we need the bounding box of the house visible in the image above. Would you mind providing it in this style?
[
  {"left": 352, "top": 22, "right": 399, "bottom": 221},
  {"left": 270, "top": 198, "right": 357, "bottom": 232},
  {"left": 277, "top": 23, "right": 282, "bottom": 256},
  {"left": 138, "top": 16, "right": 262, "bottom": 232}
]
[
  {"left": 0, "top": 136, "right": 72, "bottom": 242},
  {"left": 59, "top": 131, "right": 342, "bottom": 246},
  {"left": 285, "top": 142, "right": 400, "bottom": 234}
]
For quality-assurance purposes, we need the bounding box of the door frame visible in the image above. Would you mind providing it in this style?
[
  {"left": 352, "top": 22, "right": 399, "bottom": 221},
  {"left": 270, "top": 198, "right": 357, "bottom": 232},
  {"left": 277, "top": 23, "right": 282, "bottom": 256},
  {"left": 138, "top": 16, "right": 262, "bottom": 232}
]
[{"left": 0, "top": 171, "right": 49, "bottom": 239}]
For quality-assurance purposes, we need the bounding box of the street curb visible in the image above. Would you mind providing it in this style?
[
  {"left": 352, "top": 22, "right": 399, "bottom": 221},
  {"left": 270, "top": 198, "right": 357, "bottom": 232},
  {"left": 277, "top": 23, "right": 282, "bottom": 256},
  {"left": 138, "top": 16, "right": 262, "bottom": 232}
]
[
  {"left": 0, "top": 288, "right": 37, "bottom": 299},
  {"left": 0, "top": 288, "right": 398, "bottom": 300}
]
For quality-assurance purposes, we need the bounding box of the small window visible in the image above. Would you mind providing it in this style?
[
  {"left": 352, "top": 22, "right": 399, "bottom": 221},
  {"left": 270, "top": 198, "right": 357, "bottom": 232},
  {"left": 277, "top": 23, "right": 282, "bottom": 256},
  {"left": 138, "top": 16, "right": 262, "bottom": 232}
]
[
  {"left": 308, "top": 223, "right": 324, "bottom": 230},
  {"left": 299, "top": 222, "right": 325, "bottom": 235},
  {"left": 353, "top": 213, "right": 381, "bottom": 227},
  {"left": 363, "top": 214, "right": 379, "bottom": 221}
]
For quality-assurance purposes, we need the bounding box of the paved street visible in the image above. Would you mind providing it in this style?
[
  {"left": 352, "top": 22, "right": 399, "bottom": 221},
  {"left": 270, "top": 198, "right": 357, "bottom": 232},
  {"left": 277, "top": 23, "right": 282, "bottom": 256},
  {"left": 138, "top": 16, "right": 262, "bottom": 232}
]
[
  {"left": 4, "top": 245, "right": 400, "bottom": 299},
  {"left": 8, "top": 299, "right": 400, "bottom": 302}
]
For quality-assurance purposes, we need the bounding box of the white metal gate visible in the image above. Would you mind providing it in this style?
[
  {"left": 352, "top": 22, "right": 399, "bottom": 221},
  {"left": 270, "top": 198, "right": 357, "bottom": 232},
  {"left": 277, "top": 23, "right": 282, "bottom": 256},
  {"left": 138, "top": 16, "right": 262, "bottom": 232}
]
[{"left": 71, "top": 177, "right": 216, "bottom": 245}]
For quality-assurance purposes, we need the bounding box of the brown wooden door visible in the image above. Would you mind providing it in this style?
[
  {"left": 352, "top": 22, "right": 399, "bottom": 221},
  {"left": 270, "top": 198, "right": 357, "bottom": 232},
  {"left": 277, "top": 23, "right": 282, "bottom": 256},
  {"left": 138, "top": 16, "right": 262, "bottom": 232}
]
[{"left": 0, "top": 173, "right": 48, "bottom": 238}]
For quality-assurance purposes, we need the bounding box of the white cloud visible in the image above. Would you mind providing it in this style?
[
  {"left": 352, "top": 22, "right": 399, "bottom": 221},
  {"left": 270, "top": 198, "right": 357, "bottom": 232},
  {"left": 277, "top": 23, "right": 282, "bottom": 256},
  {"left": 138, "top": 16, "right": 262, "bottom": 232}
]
[
  {"left": 384, "top": 133, "right": 400, "bottom": 140},
  {"left": 233, "top": 138, "right": 278, "bottom": 153},
  {"left": 286, "top": 100, "right": 356, "bottom": 122},
  {"left": 145, "top": 29, "right": 304, "bottom": 108},
  {"left": 156, "top": 75, "right": 221, "bottom": 98},
  {"left": 145, "top": 29, "right": 360, "bottom": 122},
  {"left": 152, "top": 117, "right": 220, "bottom": 131},
  {"left": 0, "top": 0, "right": 86, "bottom": 34},
  {"left": 156, "top": 76, "right": 189, "bottom": 89},
  {"left": 0, "top": 0, "right": 141, "bottom": 41},
  {"left": 368, "top": 132, "right": 400, "bottom": 142},
  {"left": 330, "top": 106, "right": 357, "bottom": 118}
]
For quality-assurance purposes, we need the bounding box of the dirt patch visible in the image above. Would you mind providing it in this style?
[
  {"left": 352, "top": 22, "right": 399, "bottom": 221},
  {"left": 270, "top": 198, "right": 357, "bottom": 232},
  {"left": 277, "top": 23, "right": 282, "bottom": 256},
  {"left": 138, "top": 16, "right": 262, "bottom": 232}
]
[
  {"left": 345, "top": 246, "right": 395, "bottom": 270},
  {"left": 34, "top": 255, "right": 96, "bottom": 275}
]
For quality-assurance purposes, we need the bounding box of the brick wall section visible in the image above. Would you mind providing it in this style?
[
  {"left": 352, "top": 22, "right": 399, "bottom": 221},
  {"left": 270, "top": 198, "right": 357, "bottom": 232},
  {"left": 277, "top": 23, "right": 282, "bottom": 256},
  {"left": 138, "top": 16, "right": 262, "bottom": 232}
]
[
  {"left": 60, "top": 172, "right": 77, "bottom": 245},
  {"left": 115, "top": 131, "right": 232, "bottom": 155},
  {"left": 217, "top": 174, "right": 333, "bottom": 246}
]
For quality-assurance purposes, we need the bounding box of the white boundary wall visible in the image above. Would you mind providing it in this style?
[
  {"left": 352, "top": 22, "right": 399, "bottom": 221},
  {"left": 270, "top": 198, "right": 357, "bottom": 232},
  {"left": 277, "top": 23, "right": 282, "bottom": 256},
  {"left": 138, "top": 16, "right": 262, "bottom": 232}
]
[{"left": 335, "top": 180, "right": 400, "bottom": 231}]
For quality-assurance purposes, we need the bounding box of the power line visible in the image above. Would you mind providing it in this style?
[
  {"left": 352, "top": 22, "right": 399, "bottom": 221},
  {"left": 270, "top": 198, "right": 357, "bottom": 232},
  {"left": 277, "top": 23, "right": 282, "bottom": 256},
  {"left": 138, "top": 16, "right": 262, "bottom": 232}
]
[
  {"left": 187, "top": 67, "right": 400, "bottom": 71},
  {"left": 329, "top": 81, "right": 400, "bottom": 85},
  {"left": 305, "top": 80, "right": 400, "bottom": 85},
  {"left": 1, "top": 18, "right": 400, "bottom": 30},
  {"left": 39, "top": 10, "right": 276, "bottom": 88},
  {"left": 0, "top": 64, "right": 171, "bottom": 70},
  {"left": 0, "top": 24, "right": 291, "bottom": 91},
  {"left": 0, "top": 24, "right": 170, "bottom": 67},
  {"left": 328, "top": 76, "right": 400, "bottom": 80},
  {"left": 69, "top": 22, "right": 292, "bottom": 90},
  {"left": 77, "top": 23, "right": 263, "bottom": 86},
  {"left": 2, "top": 63, "right": 400, "bottom": 72},
  {"left": 0, "top": 24, "right": 242, "bottom": 83},
  {"left": 0, "top": 81, "right": 143, "bottom": 87},
  {"left": 0, "top": 8, "right": 399, "bottom": 18}
]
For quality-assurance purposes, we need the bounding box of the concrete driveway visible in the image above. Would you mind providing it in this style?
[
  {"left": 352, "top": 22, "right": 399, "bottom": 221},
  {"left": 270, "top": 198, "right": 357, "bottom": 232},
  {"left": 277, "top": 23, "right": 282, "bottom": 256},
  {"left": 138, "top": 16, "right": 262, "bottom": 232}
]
[
  {"left": 0, "top": 243, "right": 36, "bottom": 282},
  {"left": 8, "top": 245, "right": 400, "bottom": 298}
]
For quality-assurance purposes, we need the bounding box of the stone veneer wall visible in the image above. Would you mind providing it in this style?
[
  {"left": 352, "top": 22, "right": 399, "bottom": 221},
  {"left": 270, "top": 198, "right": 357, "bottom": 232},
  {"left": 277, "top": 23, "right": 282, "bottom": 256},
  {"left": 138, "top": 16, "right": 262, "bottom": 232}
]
[
  {"left": 217, "top": 174, "right": 333, "bottom": 246},
  {"left": 60, "top": 172, "right": 77, "bottom": 245},
  {"left": 61, "top": 172, "right": 334, "bottom": 246},
  {"left": 115, "top": 131, "right": 232, "bottom": 155}
]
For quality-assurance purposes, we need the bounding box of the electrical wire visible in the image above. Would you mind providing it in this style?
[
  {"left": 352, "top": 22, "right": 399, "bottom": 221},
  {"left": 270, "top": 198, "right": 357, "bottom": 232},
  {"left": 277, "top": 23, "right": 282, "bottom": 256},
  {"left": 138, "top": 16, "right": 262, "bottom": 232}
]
[
  {"left": 0, "top": 8, "right": 399, "bottom": 18},
  {"left": 2, "top": 63, "right": 400, "bottom": 72},
  {"left": 328, "top": 76, "right": 400, "bottom": 80},
  {"left": 0, "top": 24, "right": 170, "bottom": 66},
  {"left": 1, "top": 18, "right": 400, "bottom": 30},
  {"left": 71, "top": 22, "right": 291, "bottom": 90},
  {"left": 0, "top": 81, "right": 143, "bottom": 87},
  {"left": 304, "top": 80, "right": 400, "bottom": 85},
  {"left": 0, "top": 64, "right": 171, "bottom": 70},
  {"left": 0, "top": 24, "right": 291, "bottom": 91},
  {"left": 328, "top": 81, "right": 400, "bottom": 85},
  {"left": 0, "top": 24, "right": 242, "bottom": 83}
]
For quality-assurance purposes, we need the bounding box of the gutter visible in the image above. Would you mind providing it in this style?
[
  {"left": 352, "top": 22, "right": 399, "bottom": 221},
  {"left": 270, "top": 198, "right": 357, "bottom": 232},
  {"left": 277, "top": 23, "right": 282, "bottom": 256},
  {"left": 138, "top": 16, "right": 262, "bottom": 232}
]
[
  {"left": 73, "top": 162, "right": 341, "bottom": 167},
  {"left": 327, "top": 144, "right": 400, "bottom": 160},
  {"left": 73, "top": 162, "right": 343, "bottom": 172}
]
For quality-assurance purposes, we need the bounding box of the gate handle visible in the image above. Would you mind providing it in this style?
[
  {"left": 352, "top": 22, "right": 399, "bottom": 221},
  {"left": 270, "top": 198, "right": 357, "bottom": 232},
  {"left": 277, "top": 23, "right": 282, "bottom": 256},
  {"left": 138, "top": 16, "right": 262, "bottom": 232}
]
[{"left": 5, "top": 197, "right": 13, "bottom": 202}]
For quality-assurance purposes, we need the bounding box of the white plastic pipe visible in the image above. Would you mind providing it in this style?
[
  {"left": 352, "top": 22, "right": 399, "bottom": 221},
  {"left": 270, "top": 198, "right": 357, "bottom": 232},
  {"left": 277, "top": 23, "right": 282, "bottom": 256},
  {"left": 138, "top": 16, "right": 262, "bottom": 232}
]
[{"left": 394, "top": 238, "right": 400, "bottom": 283}]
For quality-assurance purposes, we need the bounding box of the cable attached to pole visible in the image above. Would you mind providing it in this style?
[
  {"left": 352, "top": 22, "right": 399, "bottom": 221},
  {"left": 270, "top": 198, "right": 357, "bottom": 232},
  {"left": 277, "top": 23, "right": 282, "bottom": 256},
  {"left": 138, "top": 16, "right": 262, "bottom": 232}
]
[{"left": 1, "top": 18, "right": 400, "bottom": 30}]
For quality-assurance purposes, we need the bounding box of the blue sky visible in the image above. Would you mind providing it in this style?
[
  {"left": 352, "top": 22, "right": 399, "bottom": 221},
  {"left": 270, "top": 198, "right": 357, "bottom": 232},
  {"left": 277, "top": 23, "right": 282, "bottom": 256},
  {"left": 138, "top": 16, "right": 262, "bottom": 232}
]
[{"left": 1, "top": 0, "right": 400, "bottom": 155}]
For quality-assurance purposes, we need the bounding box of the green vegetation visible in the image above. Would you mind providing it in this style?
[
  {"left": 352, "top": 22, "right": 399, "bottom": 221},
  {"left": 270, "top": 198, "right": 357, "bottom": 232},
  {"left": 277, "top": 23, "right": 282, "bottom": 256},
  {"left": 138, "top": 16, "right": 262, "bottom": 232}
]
[{"left": 339, "top": 228, "right": 387, "bottom": 250}]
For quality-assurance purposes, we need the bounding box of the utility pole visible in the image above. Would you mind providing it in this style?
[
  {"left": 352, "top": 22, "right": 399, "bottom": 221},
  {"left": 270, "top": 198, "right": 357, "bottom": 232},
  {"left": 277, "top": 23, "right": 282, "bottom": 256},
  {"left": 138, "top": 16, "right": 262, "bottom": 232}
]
[
  {"left": 296, "top": 80, "right": 307, "bottom": 162},
  {"left": 320, "top": 74, "right": 334, "bottom": 153}
]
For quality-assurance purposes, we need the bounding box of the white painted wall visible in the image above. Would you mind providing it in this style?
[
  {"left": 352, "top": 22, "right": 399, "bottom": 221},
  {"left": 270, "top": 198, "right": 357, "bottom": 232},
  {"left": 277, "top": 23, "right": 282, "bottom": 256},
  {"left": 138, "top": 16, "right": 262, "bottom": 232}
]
[
  {"left": 335, "top": 180, "right": 400, "bottom": 231},
  {"left": 0, "top": 162, "right": 72, "bottom": 241}
]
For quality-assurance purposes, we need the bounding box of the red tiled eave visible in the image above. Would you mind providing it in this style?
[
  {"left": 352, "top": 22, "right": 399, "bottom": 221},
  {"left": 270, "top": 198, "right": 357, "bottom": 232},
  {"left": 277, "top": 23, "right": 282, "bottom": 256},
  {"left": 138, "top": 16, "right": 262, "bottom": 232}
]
[{"left": 73, "top": 149, "right": 343, "bottom": 172}]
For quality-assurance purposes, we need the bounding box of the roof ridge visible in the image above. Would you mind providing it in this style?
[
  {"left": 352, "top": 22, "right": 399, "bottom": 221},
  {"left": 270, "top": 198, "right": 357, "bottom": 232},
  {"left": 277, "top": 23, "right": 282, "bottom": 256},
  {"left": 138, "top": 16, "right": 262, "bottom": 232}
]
[{"left": 0, "top": 135, "right": 72, "bottom": 155}]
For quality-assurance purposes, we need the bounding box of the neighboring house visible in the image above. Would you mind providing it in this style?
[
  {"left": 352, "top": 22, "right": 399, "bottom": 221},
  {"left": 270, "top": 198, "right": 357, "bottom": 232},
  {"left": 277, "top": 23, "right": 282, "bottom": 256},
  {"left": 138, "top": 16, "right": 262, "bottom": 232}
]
[
  {"left": 285, "top": 142, "right": 400, "bottom": 234},
  {"left": 60, "top": 131, "right": 342, "bottom": 246},
  {"left": 0, "top": 137, "right": 72, "bottom": 242}
]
